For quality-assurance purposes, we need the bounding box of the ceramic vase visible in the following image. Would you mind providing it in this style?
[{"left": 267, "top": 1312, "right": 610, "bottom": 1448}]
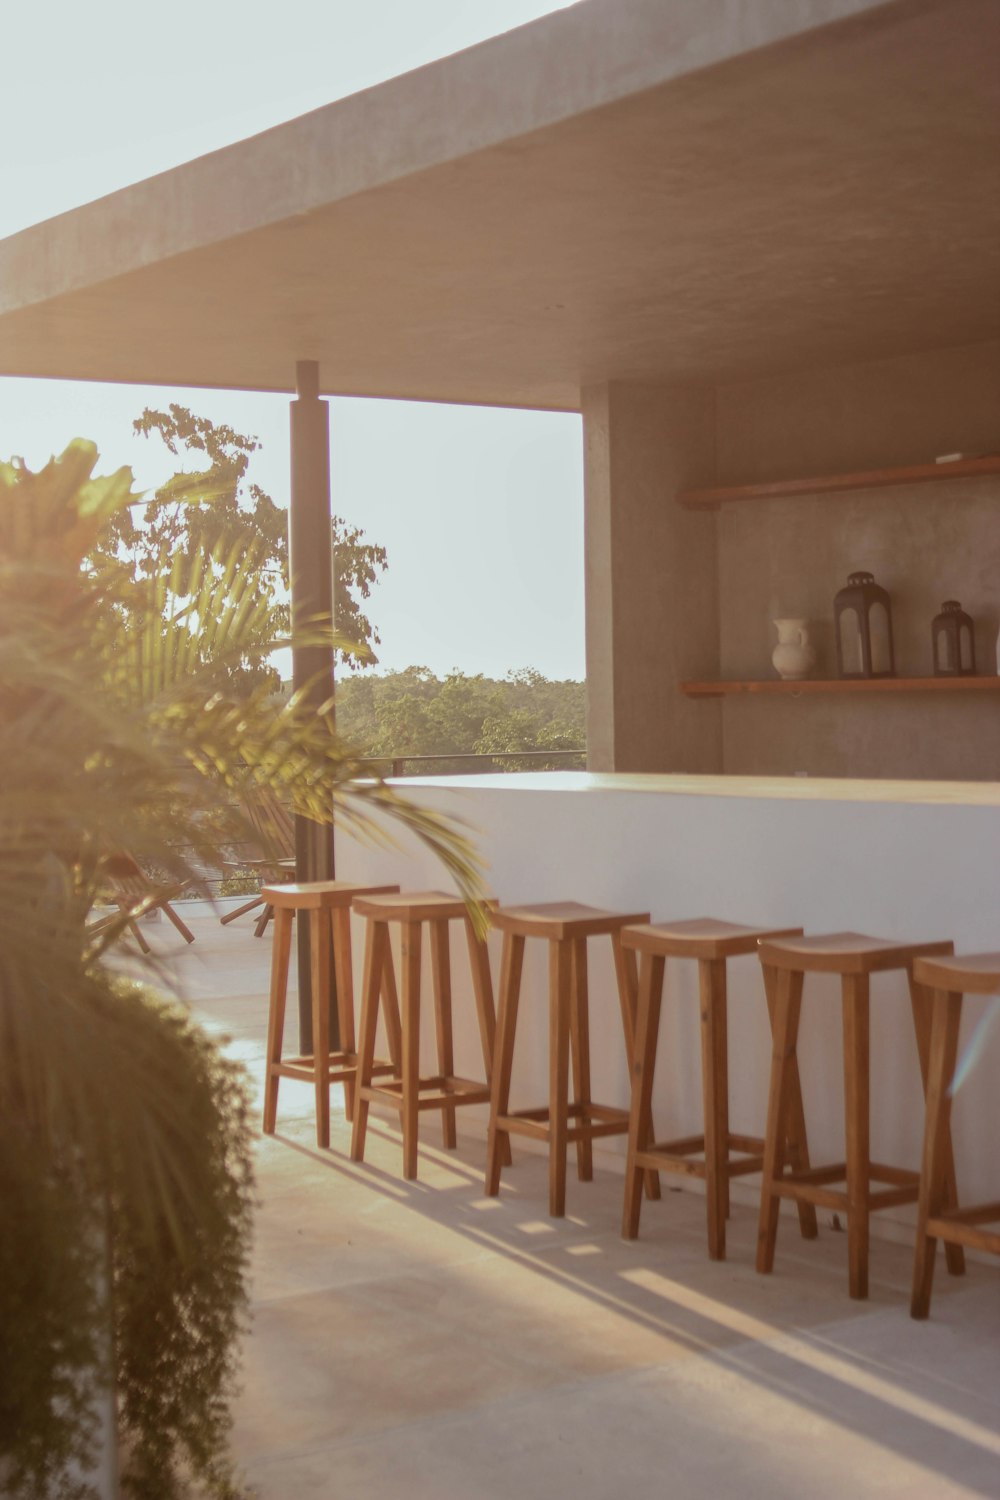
[{"left": 771, "top": 618, "right": 816, "bottom": 680}]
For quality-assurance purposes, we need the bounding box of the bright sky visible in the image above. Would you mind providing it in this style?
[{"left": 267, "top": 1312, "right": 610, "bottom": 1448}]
[{"left": 0, "top": 1, "right": 585, "bottom": 682}]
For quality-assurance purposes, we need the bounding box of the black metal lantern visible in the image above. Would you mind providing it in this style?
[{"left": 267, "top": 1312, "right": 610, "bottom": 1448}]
[
  {"left": 834, "top": 571, "right": 896, "bottom": 678},
  {"left": 932, "top": 600, "right": 976, "bottom": 677}
]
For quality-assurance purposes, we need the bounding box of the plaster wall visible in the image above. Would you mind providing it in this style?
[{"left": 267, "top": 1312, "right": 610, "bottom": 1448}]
[
  {"left": 583, "top": 344, "right": 1000, "bottom": 779},
  {"left": 715, "top": 341, "right": 1000, "bottom": 778},
  {"left": 584, "top": 383, "right": 721, "bottom": 773}
]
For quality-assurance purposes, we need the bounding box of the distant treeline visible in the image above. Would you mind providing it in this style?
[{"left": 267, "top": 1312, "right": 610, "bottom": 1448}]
[{"left": 333, "top": 667, "right": 585, "bottom": 770}]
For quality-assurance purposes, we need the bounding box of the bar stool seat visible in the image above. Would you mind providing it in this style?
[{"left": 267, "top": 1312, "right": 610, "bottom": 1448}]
[
  {"left": 485, "top": 900, "right": 655, "bottom": 1218},
  {"left": 910, "top": 951, "right": 1000, "bottom": 1318},
  {"left": 262, "top": 880, "right": 400, "bottom": 1147},
  {"left": 350, "top": 891, "right": 502, "bottom": 1181},
  {"left": 621, "top": 918, "right": 816, "bottom": 1259},
  {"left": 756, "top": 930, "right": 960, "bottom": 1299}
]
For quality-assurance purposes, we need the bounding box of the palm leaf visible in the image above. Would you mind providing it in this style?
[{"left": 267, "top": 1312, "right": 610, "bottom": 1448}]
[{"left": 0, "top": 440, "right": 488, "bottom": 1221}]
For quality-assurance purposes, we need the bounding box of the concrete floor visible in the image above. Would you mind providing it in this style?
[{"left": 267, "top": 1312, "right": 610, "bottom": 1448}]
[{"left": 150, "top": 912, "right": 999, "bottom": 1500}]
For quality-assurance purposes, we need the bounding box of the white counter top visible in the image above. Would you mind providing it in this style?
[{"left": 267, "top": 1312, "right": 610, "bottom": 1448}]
[{"left": 391, "top": 770, "right": 1000, "bottom": 806}]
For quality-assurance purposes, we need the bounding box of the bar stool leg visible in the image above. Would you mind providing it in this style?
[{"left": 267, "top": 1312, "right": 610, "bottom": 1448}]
[
  {"left": 569, "top": 936, "right": 594, "bottom": 1182},
  {"left": 464, "top": 919, "right": 511, "bottom": 1167},
  {"left": 911, "top": 989, "right": 964, "bottom": 1318},
  {"left": 430, "top": 918, "right": 458, "bottom": 1150},
  {"left": 379, "top": 939, "right": 403, "bottom": 1074},
  {"left": 400, "top": 919, "right": 423, "bottom": 1180},
  {"left": 332, "top": 906, "right": 357, "bottom": 1121},
  {"left": 485, "top": 933, "right": 524, "bottom": 1196},
  {"left": 612, "top": 935, "right": 660, "bottom": 1201},
  {"left": 842, "top": 973, "right": 871, "bottom": 1299},
  {"left": 263, "top": 907, "right": 294, "bottom": 1135},
  {"left": 761, "top": 963, "right": 818, "bottom": 1241},
  {"left": 310, "top": 907, "right": 332, "bottom": 1148},
  {"left": 549, "top": 937, "right": 572, "bottom": 1217},
  {"left": 699, "top": 956, "right": 729, "bottom": 1260},
  {"left": 715, "top": 960, "right": 731, "bottom": 1221},
  {"left": 622, "top": 950, "right": 665, "bottom": 1239},
  {"left": 908, "top": 974, "right": 966, "bottom": 1278},
  {"left": 350, "top": 918, "right": 386, "bottom": 1164},
  {"left": 756, "top": 966, "right": 804, "bottom": 1273}
]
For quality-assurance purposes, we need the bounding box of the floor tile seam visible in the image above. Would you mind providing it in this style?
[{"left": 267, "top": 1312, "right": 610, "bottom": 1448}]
[
  {"left": 242, "top": 1201, "right": 911, "bottom": 1306},
  {"left": 238, "top": 1312, "right": 1000, "bottom": 1478},
  {"left": 245, "top": 1244, "right": 518, "bottom": 1314},
  {"left": 188, "top": 1006, "right": 269, "bottom": 1018},
  {"left": 247, "top": 1246, "right": 505, "bottom": 1309},
  {"left": 243, "top": 1213, "right": 723, "bottom": 1309},
  {"left": 243, "top": 1263, "right": 726, "bottom": 1379},
  {"left": 238, "top": 1364, "right": 660, "bottom": 1473},
  {"left": 244, "top": 1239, "right": 998, "bottom": 1344},
  {"left": 616, "top": 1300, "right": 1000, "bottom": 1418}
]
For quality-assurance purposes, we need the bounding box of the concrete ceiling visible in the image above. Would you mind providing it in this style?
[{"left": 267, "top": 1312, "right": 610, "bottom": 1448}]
[{"left": 0, "top": 0, "right": 997, "bottom": 410}]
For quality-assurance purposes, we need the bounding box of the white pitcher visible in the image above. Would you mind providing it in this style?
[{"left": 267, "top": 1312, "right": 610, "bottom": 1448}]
[{"left": 771, "top": 618, "right": 816, "bottom": 680}]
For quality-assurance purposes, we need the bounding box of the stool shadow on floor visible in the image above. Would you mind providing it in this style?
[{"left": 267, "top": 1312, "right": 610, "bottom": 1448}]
[{"left": 261, "top": 1114, "right": 999, "bottom": 1498}]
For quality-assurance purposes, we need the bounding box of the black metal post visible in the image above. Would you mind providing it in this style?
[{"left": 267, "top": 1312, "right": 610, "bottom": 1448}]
[{"left": 289, "top": 359, "right": 337, "bottom": 1054}]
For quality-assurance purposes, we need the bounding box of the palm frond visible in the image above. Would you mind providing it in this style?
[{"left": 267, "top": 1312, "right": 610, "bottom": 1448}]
[{"left": 0, "top": 439, "right": 488, "bottom": 1202}]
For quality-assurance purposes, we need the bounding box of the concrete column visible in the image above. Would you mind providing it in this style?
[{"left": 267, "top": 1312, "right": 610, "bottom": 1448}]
[
  {"left": 583, "top": 382, "right": 722, "bottom": 773},
  {"left": 289, "top": 360, "right": 336, "bottom": 1052}
]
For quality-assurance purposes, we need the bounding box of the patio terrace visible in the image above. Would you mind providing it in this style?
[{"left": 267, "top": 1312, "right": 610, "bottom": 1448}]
[{"left": 150, "top": 910, "right": 998, "bottom": 1499}]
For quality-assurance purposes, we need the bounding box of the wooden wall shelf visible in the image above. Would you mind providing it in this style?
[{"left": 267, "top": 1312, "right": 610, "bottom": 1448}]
[
  {"left": 677, "top": 455, "right": 1000, "bottom": 510},
  {"left": 682, "top": 677, "right": 1000, "bottom": 699}
]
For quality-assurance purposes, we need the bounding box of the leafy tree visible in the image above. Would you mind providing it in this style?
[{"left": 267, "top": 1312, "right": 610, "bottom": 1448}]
[
  {"left": 91, "top": 404, "right": 388, "bottom": 692},
  {"left": 0, "top": 440, "right": 481, "bottom": 1499},
  {"left": 335, "top": 667, "right": 586, "bottom": 771}
]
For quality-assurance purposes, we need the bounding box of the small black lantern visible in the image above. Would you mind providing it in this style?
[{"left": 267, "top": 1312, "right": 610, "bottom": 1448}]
[
  {"left": 834, "top": 571, "right": 896, "bottom": 678},
  {"left": 932, "top": 600, "right": 976, "bottom": 677}
]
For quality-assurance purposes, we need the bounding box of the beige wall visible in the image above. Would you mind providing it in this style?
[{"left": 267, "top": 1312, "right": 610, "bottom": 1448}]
[
  {"left": 584, "top": 382, "right": 721, "bottom": 773},
  {"left": 585, "top": 342, "right": 1000, "bottom": 779}
]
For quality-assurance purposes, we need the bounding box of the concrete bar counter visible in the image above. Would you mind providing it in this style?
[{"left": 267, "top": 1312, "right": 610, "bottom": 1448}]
[{"left": 341, "top": 772, "right": 1000, "bottom": 1231}]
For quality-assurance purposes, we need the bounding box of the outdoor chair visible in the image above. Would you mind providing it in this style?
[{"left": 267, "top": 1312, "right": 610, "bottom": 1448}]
[
  {"left": 220, "top": 783, "right": 297, "bottom": 936},
  {"left": 91, "top": 850, "right": 196, "bottom": 953}
]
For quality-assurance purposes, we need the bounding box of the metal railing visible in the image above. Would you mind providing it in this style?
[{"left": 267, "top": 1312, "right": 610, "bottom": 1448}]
[
  {"left": 163, "top": 748, "right": 587, "bottom": 899},
  {"left": 359, "top": 748, "right": 586, "bottom": 778}
]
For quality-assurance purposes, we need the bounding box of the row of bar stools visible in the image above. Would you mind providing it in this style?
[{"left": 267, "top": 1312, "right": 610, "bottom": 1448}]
[
  {"left": 262, "top": 880, "right": 401, "bottom": 1147},
  {"left": 621, "top": 919, "right": 818, "bottom": 1260},
  {"left": 264, "top": 885, "right": 991, "bottom": 1313},
  {"left": 756, "top": 931, "right": 960, "bottom": 1300},
  {"left": 910, "top": 951, "right": 1000, "bottom": 1319},
  {"left": 351, "top": 891, "right": 506, "bottom": 1181},
  {"left": 485, "top": 901, "right": 657, "bottom": 1218}
]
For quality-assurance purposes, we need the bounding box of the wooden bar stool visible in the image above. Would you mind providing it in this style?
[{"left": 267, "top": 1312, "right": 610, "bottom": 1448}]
[
  {"left": 756, "top": 931, "right": 958, "bottom": 1299},
  {"left": 262, "top": 880, "right": 400, "bottom": 1148},
  {"left": 910, "top": 951, "right": 1000, "bottom": 1319},
  {"left": 621, "top": 918, "right": 817, "bottom": 1260},
  {"left": 485, "top": 901, "right": 655, "bottom": 1219},
  {"left": 350, "top": 891, "right": 502, "bottom": 1181}
]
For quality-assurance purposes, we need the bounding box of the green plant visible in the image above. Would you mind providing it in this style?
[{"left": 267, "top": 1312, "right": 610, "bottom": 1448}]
[
  {"left": 217, "top": 867, "right": 262, "bottom": 898},
  {"left": 335, "top": 665, "right": 585, "bottom": 766},
  {"left": 88, "top": 404, "right": 388, "bottom": 689},
  {"left": 0, "top": 982, "right": 254, "bottom": 1500},
  {"left": 0, "top": 441, "right": 484, "bottom": 1498}
]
